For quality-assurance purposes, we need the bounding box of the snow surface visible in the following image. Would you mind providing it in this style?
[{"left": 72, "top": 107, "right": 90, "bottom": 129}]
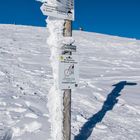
[{"left": 0, "top": 24, "right": 140, "bottom": 140}]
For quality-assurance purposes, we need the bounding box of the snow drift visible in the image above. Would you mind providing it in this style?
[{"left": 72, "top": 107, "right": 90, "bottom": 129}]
[{"left": 0, "top": 24, "right": 140, "bottom": 140}]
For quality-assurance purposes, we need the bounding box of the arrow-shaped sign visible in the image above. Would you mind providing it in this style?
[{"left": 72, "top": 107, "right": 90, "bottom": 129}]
[
  {"left": 40, "top": 1, "right": 74, "bottom": 21},
  {"left": 56, "top": 0, "right": 74, "bottom": 8}
]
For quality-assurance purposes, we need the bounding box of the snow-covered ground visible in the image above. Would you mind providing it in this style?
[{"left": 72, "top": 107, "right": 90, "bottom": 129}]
[{"left": 0, "top": 24, "right": 140, "bottom": 140}]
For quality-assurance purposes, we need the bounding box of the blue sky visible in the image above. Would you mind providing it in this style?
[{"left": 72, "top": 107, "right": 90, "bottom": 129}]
[{"left": 0, "top": 0, "right": 140, "bottom": 39}]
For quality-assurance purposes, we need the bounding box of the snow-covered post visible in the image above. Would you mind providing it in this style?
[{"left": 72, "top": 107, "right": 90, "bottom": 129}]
[
  {"left": 46, "top": 17, "right": 65, "bottom": 140},
  {"left": 40, "top": 0, "right": 78, "bottom": 140}
]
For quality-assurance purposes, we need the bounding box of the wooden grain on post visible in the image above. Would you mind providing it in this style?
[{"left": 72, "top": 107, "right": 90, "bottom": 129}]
[{"left": 63, "top": 19, "right": 72, "bottom": 140}]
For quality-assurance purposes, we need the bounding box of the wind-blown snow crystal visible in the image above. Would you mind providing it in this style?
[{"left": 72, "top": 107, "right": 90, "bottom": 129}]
[{"left": 46, "top": 16, "right": 64, "bottom": 140}]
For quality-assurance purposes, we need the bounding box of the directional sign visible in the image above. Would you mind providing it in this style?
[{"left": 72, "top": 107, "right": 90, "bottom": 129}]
[
  {"left": 56, "top": 0, "right": 74, "bottom": 9},
  {"left": 40, "top": 1, "right": 74, "bottom": 21}
]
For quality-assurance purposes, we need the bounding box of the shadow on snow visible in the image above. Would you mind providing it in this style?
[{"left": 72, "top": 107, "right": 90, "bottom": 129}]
[
  {"left": 0, "top": 129, "right": 12, "bottom": 140},
  {"left": 74, "top": 81, "right": 137, "bottom": 140}
]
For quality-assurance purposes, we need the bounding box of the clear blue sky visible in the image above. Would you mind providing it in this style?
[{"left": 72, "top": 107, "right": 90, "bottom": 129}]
[{"left": 0, "top": 0, "right": 140, "bottom": 39}]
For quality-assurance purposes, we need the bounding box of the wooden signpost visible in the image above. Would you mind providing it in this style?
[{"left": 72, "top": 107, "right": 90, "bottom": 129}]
[{"left": 40, "top": 1, "right": 78, "bottom": 140}]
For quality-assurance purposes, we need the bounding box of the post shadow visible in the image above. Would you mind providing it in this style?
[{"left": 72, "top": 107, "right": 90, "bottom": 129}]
[
  {"left": 1, "top": 129, "right": 12, "bottom": 140},
  {"left": 74, "top": 81, "right": 137, "bottom": 140}
]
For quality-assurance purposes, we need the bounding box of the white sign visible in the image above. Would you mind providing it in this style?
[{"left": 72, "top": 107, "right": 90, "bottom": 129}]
[
  {"left": 56, "top": 0, "right": 74, "bottom": 9},
  {"left": 40, "top": 1, "right": 74, "bottom": 21},
  {"left": 58, "top": 45, "right": 78, "bottom": 89}
]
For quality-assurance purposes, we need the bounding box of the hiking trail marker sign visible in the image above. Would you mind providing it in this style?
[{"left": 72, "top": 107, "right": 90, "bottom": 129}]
[
  {"left": 40, "top": 0, "right": 74, "bottom": 20},
  {"left": 58, "top": 44, "right": 79, "bottom": 89}
]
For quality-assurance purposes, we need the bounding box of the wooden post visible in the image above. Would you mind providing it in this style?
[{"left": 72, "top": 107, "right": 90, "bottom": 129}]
[
  {"left": 63, "top": 20, "right": 72, "bottom": 37},
  {"left": 63, "top": 20, "right": 72, "bottom": 140}
]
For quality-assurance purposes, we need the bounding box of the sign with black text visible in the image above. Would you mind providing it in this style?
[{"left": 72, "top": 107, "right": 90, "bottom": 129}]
[
  {"left": 40, "top": 0, "right": 74, "bottom": 21},
  {"left": 59, "top": 55, "right": 78, "bottom": 89}
]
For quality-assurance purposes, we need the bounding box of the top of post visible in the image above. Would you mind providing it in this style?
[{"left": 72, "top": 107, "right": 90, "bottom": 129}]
[{"left": 40, "top": 0, "right": 75, "bottom": 21}]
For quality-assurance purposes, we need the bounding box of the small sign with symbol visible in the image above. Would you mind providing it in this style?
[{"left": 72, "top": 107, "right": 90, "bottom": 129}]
[{"left": 58, "top": 45, "right": 78, "bottom": 89}]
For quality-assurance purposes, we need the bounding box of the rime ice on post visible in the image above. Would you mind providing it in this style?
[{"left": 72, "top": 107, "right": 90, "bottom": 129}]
[
  {"left": 40, "top": 0, "right": 77, "bottom": 140},
  {"left": 46, "top": 17, "right": 64, "bottom": 140}
]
